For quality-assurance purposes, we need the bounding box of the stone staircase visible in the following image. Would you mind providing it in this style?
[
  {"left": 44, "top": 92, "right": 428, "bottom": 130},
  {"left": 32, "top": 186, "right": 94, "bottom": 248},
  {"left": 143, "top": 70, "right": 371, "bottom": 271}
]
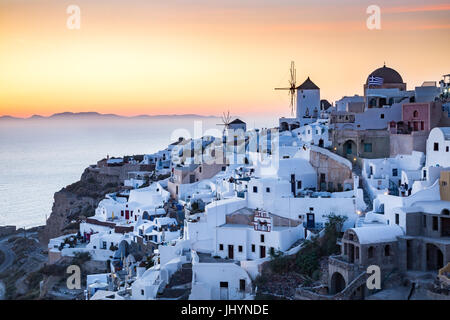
[
  {"left": 158, "top": 263, "right": 192, "bottom": 299},
  {"left": 352, "top": 162, "right": 373, "bottom": 213},
  {"left": 295, "top": 270, "right": 368, "bottom": 300},
  {"left": 355, "top": 215, "right": 366, "bottom": 227}
]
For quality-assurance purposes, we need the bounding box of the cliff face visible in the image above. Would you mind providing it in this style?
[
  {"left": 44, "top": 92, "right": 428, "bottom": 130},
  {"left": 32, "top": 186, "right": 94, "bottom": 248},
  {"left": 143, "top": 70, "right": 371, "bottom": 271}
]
[{"left": 39, "top": 167, "right": 122, "bottom": 245}]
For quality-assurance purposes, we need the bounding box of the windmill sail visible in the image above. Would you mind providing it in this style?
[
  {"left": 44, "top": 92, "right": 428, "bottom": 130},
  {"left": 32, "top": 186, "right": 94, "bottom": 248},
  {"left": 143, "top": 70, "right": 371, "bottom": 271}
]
[{"left": 274, "top": 61, "right": 297, "bottom": 116}]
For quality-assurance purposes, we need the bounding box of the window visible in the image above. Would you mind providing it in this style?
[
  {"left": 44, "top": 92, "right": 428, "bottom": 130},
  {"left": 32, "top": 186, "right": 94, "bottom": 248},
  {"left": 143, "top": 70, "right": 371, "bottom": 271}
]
[
  {"left": 260, "top": 234, "right": 265, "bottom": 243},
  {"left": 253, "top": 186, "right": 258, "bottom": 193},
  {"left": 266, "top": 187, "right": 270, "bottom": 193},
  {"left": 434, "top": 142, "right": 439, "bottom": 151},
  {"left": 220, "top": 282, "right": 228, "bottom": 288},
  {"left": 240, "top": 279, "right": 246, "bottom": 292},
  {"left": 413, "top": 110, "right": 418, "bottom": 118},
  {"left": 199, "top": 166, "right": 202, "bottom": 173},
  {"left": 219, "top": 244, "right": 224, "bottom": 251},
  {"left": 380, "top": 113, "right": 385, "bottom": 119},
  {"left": 141, "top": 289, "right": 144, "bottom": 296},
  {"left": 270, "top": 247, "right": 275, "bottom": 256},
  {"left": 297, "top": 181, "right": 302, "bottom": 189},
  {"left": 238, "top": 245, "right": 243, "bottom": 252},
  {"left": 384, "top": 245, "right": 391, "bottom": 256},
  {"left": 395, "top": 214, "right": 400, "bottom": 225},
  {"left": 251, "top": 244, "right": 255, "bottom": 252},
  {"left": 368, "top": 246, "right": 374, "bottom": 259},
  {"left": 432, "top": 216, "right": 438, "bottom": 231},
  {"left": 423, "top": 215, "right": 427, "bottom": 228},
  {"left": 446, "top": 146, "right": 449, "bottom": 152},
  {"left": 364, "top": 143, "right": 373, "bottom": 153},
  {"left": 392, "top": 168, "right": 398, "bottom": 177},
  {"left": 102, "top": 241, "right": 107, "bottom": 249},
  {"left": 320, "top": 173, "right": 326, "bottom": 183}
]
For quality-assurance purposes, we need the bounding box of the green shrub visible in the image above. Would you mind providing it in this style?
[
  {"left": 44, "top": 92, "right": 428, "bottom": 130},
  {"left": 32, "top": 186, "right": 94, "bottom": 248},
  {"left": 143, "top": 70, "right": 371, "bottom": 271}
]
[
  {"left": 294, "top": 214, "right": 347, "bottom": 277},
  {"left": 269, "top": 251, "right": 292, "bottom": 274},
  {"left": 295, "top": 251, "right": 319, "bottom": 276}
]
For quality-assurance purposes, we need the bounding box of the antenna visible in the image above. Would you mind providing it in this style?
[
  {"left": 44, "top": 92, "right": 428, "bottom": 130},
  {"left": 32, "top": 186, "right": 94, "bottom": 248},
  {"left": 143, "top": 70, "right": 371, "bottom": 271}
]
[{"left": 275, "top": 61, "right": 297, "bottom": 116}]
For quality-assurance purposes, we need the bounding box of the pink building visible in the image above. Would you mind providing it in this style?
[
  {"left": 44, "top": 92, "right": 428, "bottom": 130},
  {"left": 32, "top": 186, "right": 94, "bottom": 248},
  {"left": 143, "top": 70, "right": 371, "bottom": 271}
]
[
  {"left": 390, "top": 102, "right": 442, "bottom": 134},
  {"left": 389, "top": 101, "right": 443, "bottom": 156},
  {"left": 403, "top": 102, "right": 435, "bottom": 132}
]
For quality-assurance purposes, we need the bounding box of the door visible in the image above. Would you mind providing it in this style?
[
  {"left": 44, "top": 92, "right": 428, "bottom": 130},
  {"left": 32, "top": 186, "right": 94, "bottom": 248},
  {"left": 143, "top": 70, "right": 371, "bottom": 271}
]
[
  {"left": 406, "top": 240, "right": 413, "bottom": 269},
  {"left": 307, "top": 213, "right": 315, "bottom": 229},
  {"left": 260, "top": 245, "right": 266, "bottom": 258},
  {"left": 349, "top": 244, "right": 354, "bottom": 263},
  {"left": 239, "top": 279, "right": 246, "bottom": 299},
  {"left": 228, "top": 245, "right": 234, "bottom": 259},
  {"left": 220, "top": 282, "right": 229, "bottom": 300},
  {"left": 125, "top": 210, "right": 129, "bottom": 220},
  {"left": 291, "top": 174, "right": 296, "bottom": 194}
]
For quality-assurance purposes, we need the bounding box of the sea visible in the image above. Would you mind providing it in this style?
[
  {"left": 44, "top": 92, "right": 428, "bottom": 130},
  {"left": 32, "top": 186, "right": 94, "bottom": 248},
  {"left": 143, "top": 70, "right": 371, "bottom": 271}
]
[{"left": 0, "top": 115, "right": 277, "bottom": 228}]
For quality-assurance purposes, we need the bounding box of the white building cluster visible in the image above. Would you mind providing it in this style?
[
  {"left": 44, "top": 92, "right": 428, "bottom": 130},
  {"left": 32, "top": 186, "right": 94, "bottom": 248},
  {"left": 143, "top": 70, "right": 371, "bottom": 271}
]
[{"left": 47, "top": 67, "right": 450, "bottom": 300}]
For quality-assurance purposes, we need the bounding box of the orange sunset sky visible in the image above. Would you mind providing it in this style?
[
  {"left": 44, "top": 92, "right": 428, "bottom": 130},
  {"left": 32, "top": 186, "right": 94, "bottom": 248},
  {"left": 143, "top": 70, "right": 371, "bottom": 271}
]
[{"left": 0, "top": 0, "right": 449, "bottom": 118}]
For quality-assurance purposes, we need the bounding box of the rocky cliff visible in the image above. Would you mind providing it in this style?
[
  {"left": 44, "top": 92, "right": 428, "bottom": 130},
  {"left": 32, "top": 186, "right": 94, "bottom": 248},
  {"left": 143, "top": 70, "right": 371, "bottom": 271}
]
[{"left": 38, "top": 167, "right": 122, "bottom": 245}]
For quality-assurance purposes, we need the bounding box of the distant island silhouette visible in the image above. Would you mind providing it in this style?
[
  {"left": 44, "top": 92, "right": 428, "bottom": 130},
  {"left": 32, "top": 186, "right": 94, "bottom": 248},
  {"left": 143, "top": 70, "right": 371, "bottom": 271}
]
[{"left": 0, "top": 112, "right": 219, "bottom": 121}]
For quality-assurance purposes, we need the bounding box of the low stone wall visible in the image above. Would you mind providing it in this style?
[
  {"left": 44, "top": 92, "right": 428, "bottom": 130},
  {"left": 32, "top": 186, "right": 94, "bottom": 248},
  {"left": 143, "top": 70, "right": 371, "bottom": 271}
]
[{"left": 0, "top": 226, "right": 16, "bottom": 237}]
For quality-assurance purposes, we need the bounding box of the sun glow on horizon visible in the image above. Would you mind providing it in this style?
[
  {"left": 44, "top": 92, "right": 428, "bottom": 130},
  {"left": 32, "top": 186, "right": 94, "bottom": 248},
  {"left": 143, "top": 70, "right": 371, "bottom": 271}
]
[{"left": 1, "top": 0, "right": 449, "bottom": 118}]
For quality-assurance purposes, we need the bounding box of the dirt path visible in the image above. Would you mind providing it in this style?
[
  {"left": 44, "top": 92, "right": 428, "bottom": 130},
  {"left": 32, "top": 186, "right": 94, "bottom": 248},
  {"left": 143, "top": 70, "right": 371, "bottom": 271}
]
[{"left": 0, "top": 237, "right": 15, "bottom": 274}]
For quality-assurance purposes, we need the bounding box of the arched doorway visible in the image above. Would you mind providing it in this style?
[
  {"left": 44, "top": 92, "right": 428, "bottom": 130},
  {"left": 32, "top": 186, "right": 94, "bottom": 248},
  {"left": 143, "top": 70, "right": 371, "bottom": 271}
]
[
  {"left": 330, "top": 272, "right": 346, "bottom": 294},
  {"left": 426, "top": 243, "right": 444, "bottom": 271},
  {"left": 343, "top": 140, "right": 357, "bottom": 160},
  {"left": 318, "top": 139, "right": 324, "bottom": 148}
]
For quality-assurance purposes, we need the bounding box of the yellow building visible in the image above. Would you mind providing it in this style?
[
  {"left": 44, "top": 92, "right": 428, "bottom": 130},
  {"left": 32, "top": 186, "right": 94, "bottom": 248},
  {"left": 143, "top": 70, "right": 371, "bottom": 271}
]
[{"left": 440, "top": 171, "right": 450, "bottom": 201}]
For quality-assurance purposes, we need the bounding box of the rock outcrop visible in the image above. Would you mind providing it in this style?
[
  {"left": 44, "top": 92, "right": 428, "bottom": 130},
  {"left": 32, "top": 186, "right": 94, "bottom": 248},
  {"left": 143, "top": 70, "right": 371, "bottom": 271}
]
[{"left": 39, "top": 167, "right": 121, "bottom": 245}]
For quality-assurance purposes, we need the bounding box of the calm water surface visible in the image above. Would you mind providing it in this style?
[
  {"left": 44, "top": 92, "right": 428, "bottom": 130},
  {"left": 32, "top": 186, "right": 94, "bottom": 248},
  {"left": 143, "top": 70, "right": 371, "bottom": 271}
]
[{"left": 0, "top": 115, "right": 277, "bottom": 228}]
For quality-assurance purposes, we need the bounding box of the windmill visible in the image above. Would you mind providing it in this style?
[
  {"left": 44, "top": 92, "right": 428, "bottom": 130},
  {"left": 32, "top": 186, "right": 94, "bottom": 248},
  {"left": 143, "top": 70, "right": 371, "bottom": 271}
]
[
  {"left": 275, "top": 61, "right": 297, "bottom": 116},
  {"left": 217, "top": 110, "right": 232, "bottom": 136}
]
